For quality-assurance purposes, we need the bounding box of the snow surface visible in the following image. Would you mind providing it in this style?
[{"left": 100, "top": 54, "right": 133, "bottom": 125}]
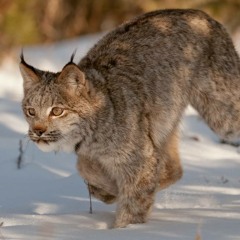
[{"left": 0, "top": 34, "right": 240, "bottom": 240}]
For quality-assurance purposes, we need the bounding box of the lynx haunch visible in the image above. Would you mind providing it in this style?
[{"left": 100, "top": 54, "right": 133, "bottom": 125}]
[{"left": 20, "top": 9, "right": 240, "bottom": 228}]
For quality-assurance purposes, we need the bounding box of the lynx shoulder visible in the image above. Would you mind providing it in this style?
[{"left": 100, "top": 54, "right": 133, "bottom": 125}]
[{"left": 20, "top": 9, "right": 240, "bottom": 228}]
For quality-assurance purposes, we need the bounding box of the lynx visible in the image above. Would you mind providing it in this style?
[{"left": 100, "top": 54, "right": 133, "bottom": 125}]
[{"left": 20, "top": 9, "right": 240, "bottom": 228}]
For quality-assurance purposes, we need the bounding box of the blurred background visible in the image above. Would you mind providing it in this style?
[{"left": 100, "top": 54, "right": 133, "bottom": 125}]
[{"left": 0, "top": 0, "right": 240, "bottom": 60}]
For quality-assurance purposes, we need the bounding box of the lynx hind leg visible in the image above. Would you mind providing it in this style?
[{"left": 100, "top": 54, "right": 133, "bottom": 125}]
[
  {"left": 76, "top": 156, "right": 118, "bottom": 204},
  {"left": 158, "top": 129, "right": 183, "bottom": 190}
]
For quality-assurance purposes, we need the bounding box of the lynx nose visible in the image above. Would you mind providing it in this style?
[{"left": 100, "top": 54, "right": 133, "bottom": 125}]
[{"left": 33, "top": 126, "right": 47, "bottom": 137}]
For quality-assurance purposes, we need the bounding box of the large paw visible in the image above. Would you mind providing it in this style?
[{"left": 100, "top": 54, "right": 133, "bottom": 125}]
[
  {"left": 113, "top": 214, "right": 147, "bottom": 228},
  {"left": 88, "top": 184, "right": 117, "bottom": 204}
]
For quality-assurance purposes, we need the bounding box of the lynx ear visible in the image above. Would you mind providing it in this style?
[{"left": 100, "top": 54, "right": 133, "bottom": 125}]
[
  {"left": 19, "top": 55, "right": 40, "bottom": 94},
  {"left": 57, "top": 63, "right": 86, "bottom": 95}
]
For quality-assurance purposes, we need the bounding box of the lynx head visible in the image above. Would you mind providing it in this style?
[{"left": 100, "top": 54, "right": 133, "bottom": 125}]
[{"left": 20, "top": 52, "right": 97, "bottom": 153}]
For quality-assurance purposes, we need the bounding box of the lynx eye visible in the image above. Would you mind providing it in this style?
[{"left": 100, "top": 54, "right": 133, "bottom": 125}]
[
  {"left": 27, "top": 108, "right": 35, "bottom": 117},
  {"left": 51, "top": 107, "right": 64, "bottom": 117}
]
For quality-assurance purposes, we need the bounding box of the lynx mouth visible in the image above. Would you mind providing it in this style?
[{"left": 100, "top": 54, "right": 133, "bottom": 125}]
[
  {"left": 36, "top": 139, "right": 49, "bottom": 145},
  {"left": 30, "top": 134, "right": 73, "bottom": 153},
  {"left": 34, "top": 138, "right": 59, "bottom": 152},
  {"left": 32, "top": 137, "right": 59, "bottom": 145}
]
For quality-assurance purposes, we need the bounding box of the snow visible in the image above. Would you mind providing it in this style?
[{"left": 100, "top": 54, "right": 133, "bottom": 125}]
[{"left": 0, "top": 34, "right": 240, "bottom": 240}]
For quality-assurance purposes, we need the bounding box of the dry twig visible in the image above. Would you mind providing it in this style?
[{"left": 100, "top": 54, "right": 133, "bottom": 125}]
[
  {"left": 84, "top": 180, "right": 93, "bottom": 214},
  {"left": 17, "top": 139, "right": 23, "bottom": 169}
]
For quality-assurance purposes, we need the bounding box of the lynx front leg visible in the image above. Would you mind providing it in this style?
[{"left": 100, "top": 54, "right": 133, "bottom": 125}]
[
  {"left": 113, "top": 155, "right": 159, "bottom": 228},
  {"left": 76, "top": 156, "right": 118, "bottom": 204},
  {"left": 114, "top": 186, "right": 156, "bottom": 228}
]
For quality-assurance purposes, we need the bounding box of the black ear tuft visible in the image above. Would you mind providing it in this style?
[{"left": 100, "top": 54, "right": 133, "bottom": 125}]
[
  {"left": 20, "top": 48, "right": 26, "bottom": 64},
  {"left": 19, "top": 50, "right": 41, "bottom": 75},
  {"left": 70, "top": 49, "right": 77, "bottom": 63}
]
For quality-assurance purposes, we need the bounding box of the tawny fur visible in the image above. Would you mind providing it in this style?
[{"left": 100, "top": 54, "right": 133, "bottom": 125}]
[{"left": 20, "top": 9, "right": 240, "bottom": 228}]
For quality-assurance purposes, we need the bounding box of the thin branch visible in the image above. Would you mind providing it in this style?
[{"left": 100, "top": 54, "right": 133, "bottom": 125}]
[
  {"left": 17, "top": 139, "right": 23, "bottom": 169},
  {"left": 84, "top": 180, "right": 93, "bottom": 214},
  {"left": 88, "top": 183, "right": 93, "bottom": 214}
]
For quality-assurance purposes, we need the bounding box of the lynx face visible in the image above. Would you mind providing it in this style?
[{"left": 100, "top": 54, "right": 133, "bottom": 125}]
[
  {"left": 22, "top": 88, "right": 80, "bottom": 153},
  {"left": 20, "top": 54, "right": 93, "bottom": 153}
]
